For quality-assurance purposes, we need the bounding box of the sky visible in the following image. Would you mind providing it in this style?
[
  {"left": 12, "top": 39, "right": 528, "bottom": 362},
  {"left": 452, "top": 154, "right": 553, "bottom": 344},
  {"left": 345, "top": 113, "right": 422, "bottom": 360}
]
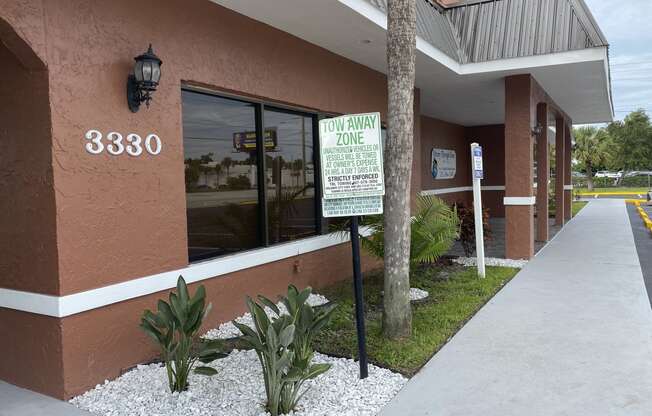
[{"left": 584, "top": 0, "right": 652, "bottom": 121}]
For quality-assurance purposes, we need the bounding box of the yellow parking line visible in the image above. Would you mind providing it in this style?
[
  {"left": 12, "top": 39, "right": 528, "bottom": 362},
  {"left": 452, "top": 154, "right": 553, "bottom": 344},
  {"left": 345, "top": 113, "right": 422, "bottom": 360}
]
[{"left": 580, "top": 192, "right": 645, "bottom": 196}]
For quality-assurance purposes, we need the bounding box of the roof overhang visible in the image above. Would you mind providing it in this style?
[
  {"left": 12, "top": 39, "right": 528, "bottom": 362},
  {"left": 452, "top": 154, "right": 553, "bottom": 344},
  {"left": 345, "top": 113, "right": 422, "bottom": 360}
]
[{"left": 212, "top": 0, "right": 613, "bottom": 126}]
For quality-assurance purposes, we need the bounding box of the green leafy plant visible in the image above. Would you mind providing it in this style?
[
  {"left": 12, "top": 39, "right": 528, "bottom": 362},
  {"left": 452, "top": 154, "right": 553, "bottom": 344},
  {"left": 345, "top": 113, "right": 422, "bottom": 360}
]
[
  {"left": 234, "top": 286, "right": 336, "bottom": 416},
  {"left": 340, "top": 195, "right": 459, "bottom": 266},
  {"left": 140, "top": 276, "right": 226, "bottom": 393},
  {"left": 456, "top": 203, "right": 491, "bottom": 257}
]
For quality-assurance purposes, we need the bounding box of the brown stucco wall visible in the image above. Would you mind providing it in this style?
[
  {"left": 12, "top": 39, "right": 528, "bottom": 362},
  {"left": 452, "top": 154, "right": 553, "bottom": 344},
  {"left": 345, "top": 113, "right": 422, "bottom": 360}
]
[
  {"left": 35, "top": 0, "right": 389, "bottom": 296},
  {"left": 417, "top": 117, "right": 508, "bottom": 218},
  {"left": 411, "top": 90, "right": 422, "bottom": 211},
  {"left": 60, "top": 244, "right": 381, "bottom": 398},
  {"left": 419, "top": 115, "right": 472, "bottom": 207},
  {"left": 0, "top": 0, "right": 391, "bottom": 399},
  {"left": 0, "top": 308, "right": 64, "bottom": 398},
  {"left": 504, "top": 75, "right": 535, "bottom": 259},
  {"left": 420, "top": 116, "right": 469, "bottom": 192},
  {"left": 0, "top": 41, "right": 59, "bottom": 295},
  {"left": 465, "top": 125, "right": 506, "bottom": 218}
]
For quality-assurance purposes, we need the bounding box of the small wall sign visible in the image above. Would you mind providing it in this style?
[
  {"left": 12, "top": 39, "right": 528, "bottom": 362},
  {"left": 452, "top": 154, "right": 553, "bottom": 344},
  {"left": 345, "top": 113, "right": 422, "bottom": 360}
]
[
  {"left": 84, "top": 130, "right": 162, "bottom": 156},
  {"left": 431, "top": 148, "right": 456, "bottom": 180},
  {"left": 472, "top": 145, "right": 483, "bottom": 179}
]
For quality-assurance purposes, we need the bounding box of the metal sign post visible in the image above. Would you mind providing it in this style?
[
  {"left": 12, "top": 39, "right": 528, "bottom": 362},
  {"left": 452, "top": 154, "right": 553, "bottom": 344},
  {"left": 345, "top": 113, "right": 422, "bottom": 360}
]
[
  {"left": 319, "top": 112, "right": 384, "bottom": 379},
  {"left": 349, "top": 216, "right": 368, "bottom": 378},
  {"left": 471, "top": 143, "right": 486, "bottom": 278}
]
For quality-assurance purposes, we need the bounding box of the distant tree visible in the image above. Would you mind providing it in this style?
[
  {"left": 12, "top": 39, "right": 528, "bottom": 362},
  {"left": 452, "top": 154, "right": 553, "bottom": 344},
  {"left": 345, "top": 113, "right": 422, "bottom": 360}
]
[
  {"left": 221, "top": 157, "right": 234, "bottom": 178},
  {"left": 606, "top": 110, "right": 652, "bottom": 175},
  {"left": 200, "top": 152, "right": 214, "bottom": 164},
  {"left": 572, "top": 126, "right": 609, "bottom": 191}
]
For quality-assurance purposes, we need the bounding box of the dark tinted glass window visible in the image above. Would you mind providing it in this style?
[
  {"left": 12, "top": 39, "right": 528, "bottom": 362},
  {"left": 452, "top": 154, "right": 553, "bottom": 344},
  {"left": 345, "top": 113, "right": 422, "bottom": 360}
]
[
  {"left": 264, "top": 108, "right": 317, "bottom": 243},
  {"left": 182, "top": 91, "right": 260, "bottom": 261}
]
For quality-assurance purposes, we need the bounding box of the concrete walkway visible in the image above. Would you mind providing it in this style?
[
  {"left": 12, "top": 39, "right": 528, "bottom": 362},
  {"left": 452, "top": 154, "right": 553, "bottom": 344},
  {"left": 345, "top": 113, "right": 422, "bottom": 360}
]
[
  {"left": 381, "top": 199, "right": 652, "bottom": 416},
  {"left": 0, "top": 382, "right": 91, "bottom": 415}
]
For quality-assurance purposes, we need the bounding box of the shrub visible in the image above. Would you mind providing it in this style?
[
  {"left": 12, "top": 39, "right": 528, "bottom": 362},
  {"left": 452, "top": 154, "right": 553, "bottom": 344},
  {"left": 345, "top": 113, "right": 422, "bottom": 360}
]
[
  {"left": 456, "top": 203, "right": 491, "bottom": 257},
  {"left": 358, "top": 195, "right": 459, "bottom": 266},
  {"left": 234, "top": 286, "right": 336, "bottom": 416},
  {"left": 593, "top": 176, "right": 617, "bottom": 188},
  {"left": 622, "top": 175, "right": 652, "bottom": 188},
  {"left": 227, "top": 174, "right": 252, "bottom": 190},
  {"left": 140, "top": 276, "right": 226, "bottom": 393}
]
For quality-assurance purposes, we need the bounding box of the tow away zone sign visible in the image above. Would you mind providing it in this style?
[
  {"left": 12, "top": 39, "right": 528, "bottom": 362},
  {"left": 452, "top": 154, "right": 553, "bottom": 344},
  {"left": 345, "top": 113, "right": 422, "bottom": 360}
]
[
  {"left": 322, "top": 195, "right": 383, "bottom": 218},
  {"left": 319, "top": 112, "right": 384, "bottom": 200}
]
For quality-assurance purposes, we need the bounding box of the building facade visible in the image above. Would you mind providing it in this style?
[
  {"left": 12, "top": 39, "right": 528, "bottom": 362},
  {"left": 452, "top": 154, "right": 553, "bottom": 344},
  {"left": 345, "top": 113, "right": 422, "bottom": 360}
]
[{"left": 0, "top": 0, "right": 612, "bottom": 399}]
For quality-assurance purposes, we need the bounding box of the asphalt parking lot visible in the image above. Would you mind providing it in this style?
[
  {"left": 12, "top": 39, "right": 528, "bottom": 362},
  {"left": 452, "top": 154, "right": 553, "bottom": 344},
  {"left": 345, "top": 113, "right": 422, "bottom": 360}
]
[{"left": 628, "top": 203, "right": 652, "bottom": 307}]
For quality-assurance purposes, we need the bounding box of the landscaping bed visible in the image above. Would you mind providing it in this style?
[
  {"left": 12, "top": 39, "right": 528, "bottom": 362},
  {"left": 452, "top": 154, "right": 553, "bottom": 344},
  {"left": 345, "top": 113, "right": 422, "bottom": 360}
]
[
  {"left": 71, "top": 349, "right": 406, "bottom": 416},
  {"left": 314, "top": 263, "right": 519, "bottom": 376},
  {"left": 71, "top": 293, "right": 407, "bottom": 416},
  {"left": 70, "top": 262, "right": 520, "bottom": 415}
]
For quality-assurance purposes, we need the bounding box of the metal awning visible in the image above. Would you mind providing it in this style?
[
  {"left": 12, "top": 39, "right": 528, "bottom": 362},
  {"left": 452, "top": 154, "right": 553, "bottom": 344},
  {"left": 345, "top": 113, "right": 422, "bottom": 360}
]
[
  {"left": 213, "top": 0, "right": 613, "bottom": 125},
  {"left": 366, "top": 0, "right": 608, "bottom": 64}
]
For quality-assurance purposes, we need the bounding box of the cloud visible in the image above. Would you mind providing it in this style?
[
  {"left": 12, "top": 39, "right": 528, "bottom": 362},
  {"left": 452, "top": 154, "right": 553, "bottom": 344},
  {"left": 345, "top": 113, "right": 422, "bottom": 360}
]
[
  {"left": 585, "top": 0, "right": 652, "bottom": 42},
  {"left": 584, "top": 0, "right": 652, "bottom": 120}
]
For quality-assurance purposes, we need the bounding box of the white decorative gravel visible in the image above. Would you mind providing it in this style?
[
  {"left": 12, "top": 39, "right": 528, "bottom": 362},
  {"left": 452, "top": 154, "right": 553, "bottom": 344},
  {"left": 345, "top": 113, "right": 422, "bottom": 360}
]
[
  {"left": 70, "top": 349, "right": 407, "bottom": 416},
  {"left": 203, "top": 293, "right": 329, "bottom": 340},
  {"left": 452, "top": 256, "right": 528, "bottom": 269},
  {"left": 409, "top": 288, "right": 429, "bottom": 301}
]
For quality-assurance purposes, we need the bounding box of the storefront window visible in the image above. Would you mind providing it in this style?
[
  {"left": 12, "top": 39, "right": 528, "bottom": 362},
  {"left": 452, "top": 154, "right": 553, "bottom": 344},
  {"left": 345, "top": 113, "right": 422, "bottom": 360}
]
[
  {"left": 182, "top": 90, "right": 320, "bottom": 262},
  {"left": 182, "top": 91, "right": 261, "bottom": 261},
  {"left": 264, "top": 108, "right": 317, "bottom": 243}
]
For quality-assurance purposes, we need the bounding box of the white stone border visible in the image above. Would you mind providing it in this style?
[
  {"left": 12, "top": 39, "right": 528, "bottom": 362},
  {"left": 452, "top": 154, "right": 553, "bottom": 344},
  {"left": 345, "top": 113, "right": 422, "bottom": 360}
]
[{"left": 0, "top": 229, "right": 370, "bottom": 318}]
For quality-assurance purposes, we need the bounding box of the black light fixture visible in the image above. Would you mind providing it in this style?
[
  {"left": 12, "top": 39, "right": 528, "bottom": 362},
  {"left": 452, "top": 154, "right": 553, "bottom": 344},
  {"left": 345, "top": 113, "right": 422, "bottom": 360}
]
[
  {"left": 127, "top": 44, "right": 162, "bottom": 113},
  {"left": 531, "top": 122, "right": 544, "bottom": 137}
]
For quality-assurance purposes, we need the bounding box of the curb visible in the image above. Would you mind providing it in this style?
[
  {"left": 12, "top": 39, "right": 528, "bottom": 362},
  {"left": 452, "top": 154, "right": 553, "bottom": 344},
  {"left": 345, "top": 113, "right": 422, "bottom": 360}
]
[{"left": 631, "top": 202, "right": 652, "bottom": 235}]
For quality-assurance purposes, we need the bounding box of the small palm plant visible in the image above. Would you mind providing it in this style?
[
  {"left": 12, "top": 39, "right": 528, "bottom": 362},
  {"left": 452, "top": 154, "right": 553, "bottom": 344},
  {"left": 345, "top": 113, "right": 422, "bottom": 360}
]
[
  {"left": 140, "top": 276, "right": 226, "bottom": 393},
  {"left": 235, "top": 286, "right": 336, "bottom": 416},
  {"left": 336, "top": 195, "right": 459, "bottom": 266}
]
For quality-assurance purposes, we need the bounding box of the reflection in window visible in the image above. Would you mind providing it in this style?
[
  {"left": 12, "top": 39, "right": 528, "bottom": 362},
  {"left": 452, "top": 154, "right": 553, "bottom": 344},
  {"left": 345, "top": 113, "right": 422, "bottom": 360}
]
[
  {"left": 264, "top": 108, "right": 317, "bottom": 243},
  {"left": 182, "top": 91, "right": 260, "bottom": 261}
]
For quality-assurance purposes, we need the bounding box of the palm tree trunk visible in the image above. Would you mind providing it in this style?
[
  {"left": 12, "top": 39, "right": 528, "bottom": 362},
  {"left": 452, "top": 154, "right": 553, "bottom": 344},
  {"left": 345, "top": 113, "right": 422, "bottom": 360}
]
[
  {"left": 383, "top": 0, "right": 416, "bottom": 340},
  {"left": 586, "top": 163, "right": 594, "bottom": 191}
]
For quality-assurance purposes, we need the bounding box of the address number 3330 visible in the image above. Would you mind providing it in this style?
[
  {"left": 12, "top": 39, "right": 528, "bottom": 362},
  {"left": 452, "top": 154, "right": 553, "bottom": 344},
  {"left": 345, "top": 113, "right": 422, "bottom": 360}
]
[{"left": 85, "top": 130, "right": 162, "bottom": 156}]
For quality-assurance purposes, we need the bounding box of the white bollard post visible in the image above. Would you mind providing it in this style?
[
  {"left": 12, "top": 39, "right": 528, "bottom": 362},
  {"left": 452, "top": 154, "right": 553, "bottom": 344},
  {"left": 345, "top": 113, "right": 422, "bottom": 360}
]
[{"left": 470, "top": 143, "right": 486, "bottom": 278}]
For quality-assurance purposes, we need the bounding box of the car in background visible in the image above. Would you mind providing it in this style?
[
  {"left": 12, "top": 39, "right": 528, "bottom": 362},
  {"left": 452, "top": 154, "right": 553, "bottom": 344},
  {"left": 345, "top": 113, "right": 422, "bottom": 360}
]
[
  {"left": 625, "top": 171, "right": 652, "bottom": 177},
  {"left": 595, "top": 171, "right": 622, "bottom": 179}
]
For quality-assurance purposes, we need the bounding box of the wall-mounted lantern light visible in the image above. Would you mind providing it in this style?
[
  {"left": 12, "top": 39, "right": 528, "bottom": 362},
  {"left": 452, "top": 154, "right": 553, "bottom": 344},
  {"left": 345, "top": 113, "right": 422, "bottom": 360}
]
[
  {"left": 531, "top": 123, "right": 544, "bottom": 137},
  {"left": 127, "top": 44, "right": 162, "bottom": 113}
]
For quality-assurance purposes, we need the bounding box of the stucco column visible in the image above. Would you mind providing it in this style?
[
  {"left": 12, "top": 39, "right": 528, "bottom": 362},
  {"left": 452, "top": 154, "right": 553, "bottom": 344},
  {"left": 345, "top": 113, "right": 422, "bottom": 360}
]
[
  {"left": 411, "top": 88, "right": 421, "bottom": 213},
  {"left": 564, "top": 123, "right": 573, "bottom": 220},
  {"left": 555, "top": 118, "right": 566, "bottom": 226},
  {"left": 536, "top": 103, "right": 549, "bottom": 242},
  {"left": 504, "top": 75, "right": 535, "bottom": 259}
]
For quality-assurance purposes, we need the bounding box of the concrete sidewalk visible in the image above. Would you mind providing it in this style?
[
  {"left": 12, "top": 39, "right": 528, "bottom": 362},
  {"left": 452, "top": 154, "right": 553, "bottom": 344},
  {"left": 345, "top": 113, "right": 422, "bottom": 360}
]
[
  {"left": 381, "top": 199, "right": 652, "bottom": 416},
  {"left": 0, "top": 382, "right": 91, "bottom": 416}
]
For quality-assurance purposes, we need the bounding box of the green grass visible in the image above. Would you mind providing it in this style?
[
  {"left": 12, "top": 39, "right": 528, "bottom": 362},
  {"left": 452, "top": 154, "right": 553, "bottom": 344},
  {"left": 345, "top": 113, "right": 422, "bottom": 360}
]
[
  {"left": 549, "top": 201, "right": 588, "bottom": 218},
  {"left": 314, "top": 265, "right": 519, "bottom": 376},
  {"left": 572, "top": 201, "right": 588, "bottom": 216},
  {"left": 577, "top": 187, "right": 650, "bottom": 194}
]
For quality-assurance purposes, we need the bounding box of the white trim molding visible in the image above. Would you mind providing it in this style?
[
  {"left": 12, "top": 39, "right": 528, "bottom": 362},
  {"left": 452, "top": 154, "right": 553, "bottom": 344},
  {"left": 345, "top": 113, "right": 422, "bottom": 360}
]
[
  {"left": 564, "top": 184, "right": 574, "bottom": 191},
  {"left": 504, "top": 196, "right": 536, "bottom": 206},
  {"left": 0, "top": 229, "right": 370, "bottom": 318},
  {"left": 420, "top": 185, "right": 505, "bottom": 196},
  {"left": 421, "top": 186, "right": 471, "bottom": 195}
]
